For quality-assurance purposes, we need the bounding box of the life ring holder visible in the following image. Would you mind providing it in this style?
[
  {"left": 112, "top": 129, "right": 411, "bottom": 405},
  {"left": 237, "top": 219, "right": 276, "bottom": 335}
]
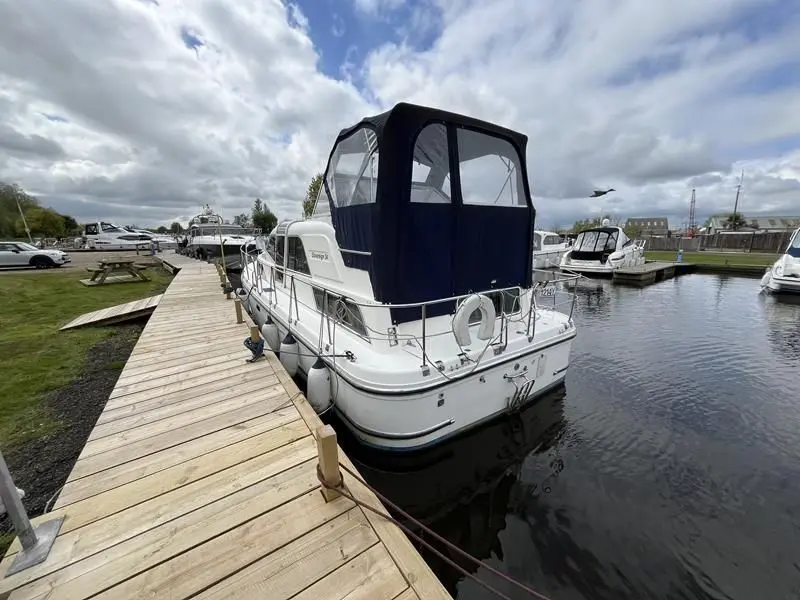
[{"left": 452, "top": 294, "right": 496, "bottom": 347}]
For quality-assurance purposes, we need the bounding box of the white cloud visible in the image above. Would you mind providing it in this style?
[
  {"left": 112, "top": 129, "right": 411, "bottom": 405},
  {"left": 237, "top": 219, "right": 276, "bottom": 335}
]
[{"left": 0, "top": 0, "right": 798, "bottom": 230}]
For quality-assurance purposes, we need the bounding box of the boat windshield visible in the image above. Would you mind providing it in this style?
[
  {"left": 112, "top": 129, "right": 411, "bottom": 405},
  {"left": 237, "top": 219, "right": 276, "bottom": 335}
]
[
  {"left": 574, "top": 230, "right": 618, "bottom": 252},
  {"left": 788, "top": 229, "right": 800, "bottom": 258},
  {"left": 194, "top": 226, "right": 248, "bottom": 236}
]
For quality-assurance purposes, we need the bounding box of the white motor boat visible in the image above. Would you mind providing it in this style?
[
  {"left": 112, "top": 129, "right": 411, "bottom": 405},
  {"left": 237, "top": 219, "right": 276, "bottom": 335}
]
[
  {"left": 760, "top": 227, "right": 800, "bottom": 294},
  {"left": 239, "top": 102, "right": 578, "bottom": 451},
  {"left": 533, "top": 230, "right": 570, "bottom": 269},
  {"left": 124, "top": 227, "right": 179, "bottom": 250},
  {"left": 560, "top": 220, "right": 645, "bottom": 275},
  {"left": 82, "top": 222, "right": 152, "bottom": 251},
  {"left": 186, "top": 207, "right": 258, "bottom": 269}
]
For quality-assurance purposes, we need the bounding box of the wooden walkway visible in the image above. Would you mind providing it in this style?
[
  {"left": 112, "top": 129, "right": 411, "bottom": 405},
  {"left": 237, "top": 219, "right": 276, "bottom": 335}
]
[
  {"left": 613, "top": 261, "right": 695, "bottom": 286},
  {"left": 0, "top": 262, "right": 450, "bottom": 600},
  {"left": 60, "top": 295, "right": 162, "bottom": 330}
]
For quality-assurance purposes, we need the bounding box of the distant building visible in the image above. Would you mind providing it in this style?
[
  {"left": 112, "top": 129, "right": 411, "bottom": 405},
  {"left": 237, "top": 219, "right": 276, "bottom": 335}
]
[
  {"left": 626, "top": 217, "right": 670, "bottom": 236},
  {"left": 704, "top": 215, "right": 800, "bottom": 234}
]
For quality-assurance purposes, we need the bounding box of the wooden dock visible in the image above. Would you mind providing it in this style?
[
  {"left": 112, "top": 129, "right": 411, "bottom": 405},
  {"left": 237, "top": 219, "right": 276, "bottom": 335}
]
[
  {"left": 60, "top": 295, "right": 163, "bottom": 330},
  {"left": 613, "top": 261, "right": 695, "bottom": 286},
  {"left": 1, "top": 262, "right": 451, "bottom": 600}
]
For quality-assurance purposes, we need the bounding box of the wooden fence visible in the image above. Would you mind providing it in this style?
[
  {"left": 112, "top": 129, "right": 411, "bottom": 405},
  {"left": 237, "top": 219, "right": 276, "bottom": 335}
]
[{"left": 644, "top": 231, "right": 792, "bottom": 253}]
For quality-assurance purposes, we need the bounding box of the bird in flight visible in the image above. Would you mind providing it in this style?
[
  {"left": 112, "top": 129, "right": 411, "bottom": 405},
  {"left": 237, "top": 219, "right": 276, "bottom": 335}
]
[{"left": 590, "top": 188, "right": 616, "bottom": 197}]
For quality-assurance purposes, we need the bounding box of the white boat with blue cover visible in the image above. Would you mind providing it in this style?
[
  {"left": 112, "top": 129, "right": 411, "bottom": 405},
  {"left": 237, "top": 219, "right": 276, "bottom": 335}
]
[
  {"left": 240, "top": 102, "right": 578, "bottom": 451},
  {"left": 760, "top": 227, "right": 800, "bottom": 294}
]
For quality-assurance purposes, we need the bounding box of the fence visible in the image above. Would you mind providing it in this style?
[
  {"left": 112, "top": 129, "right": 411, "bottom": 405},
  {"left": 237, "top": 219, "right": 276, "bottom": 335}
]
[{"left": 643, "top": 231, "right": 792, "bottom": 253}]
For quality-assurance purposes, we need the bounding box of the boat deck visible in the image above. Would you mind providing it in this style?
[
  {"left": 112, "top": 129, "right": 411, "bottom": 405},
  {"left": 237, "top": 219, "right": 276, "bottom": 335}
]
[{"left": 0, "top": 262, "right": 450, "bottom": 600}]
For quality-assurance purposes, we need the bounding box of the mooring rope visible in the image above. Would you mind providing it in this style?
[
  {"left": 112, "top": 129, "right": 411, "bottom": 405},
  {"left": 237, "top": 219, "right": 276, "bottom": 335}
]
[{"left": 317, "top": 463, "right": 555, "bottom": 600}]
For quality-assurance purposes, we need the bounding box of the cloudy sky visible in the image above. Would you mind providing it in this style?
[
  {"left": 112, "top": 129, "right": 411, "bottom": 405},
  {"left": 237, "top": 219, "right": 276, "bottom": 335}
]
[{"left": 1, "top": 0, "right": 799, "bottom": 229}]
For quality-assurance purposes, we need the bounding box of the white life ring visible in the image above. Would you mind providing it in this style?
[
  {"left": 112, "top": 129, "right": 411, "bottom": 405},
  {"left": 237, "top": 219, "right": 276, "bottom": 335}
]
[{"left": 452, "top": 294, "right": 496, "bottom": 347}]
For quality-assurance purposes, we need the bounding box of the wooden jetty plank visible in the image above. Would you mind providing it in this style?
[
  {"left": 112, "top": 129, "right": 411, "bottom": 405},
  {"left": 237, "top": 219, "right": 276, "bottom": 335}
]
[
  {"left": 4, "top": 476, "right": 329, "bottom": 600},
  {"left": 92, "top": 494, "right": 363, "bottom": 600},
  {"left": 57, "top": 411, "right": 303, "bottom": 508},
  {"left": 290, "top": 544, "right": 408, "bottom": 600},
  {"left": 7, "top": 420, "right": 309, "bottom": 552},
  {"left": 95, "top": 368, "right": 271, "bottom": 425},
  {"left": 193, "top": 508, "right": 378, "bottom": 600},
  {"left": 60, "top": 295, "right": 163, "bottom": 330},
  {"left": 1, "top": 262, "right": 450, "bottom": 600},
  {"left": 80, "top": 383, "right": 286, "bottom": 456},
  {"left": 88, "top": 377, "right": 276, "bottom": 439}
]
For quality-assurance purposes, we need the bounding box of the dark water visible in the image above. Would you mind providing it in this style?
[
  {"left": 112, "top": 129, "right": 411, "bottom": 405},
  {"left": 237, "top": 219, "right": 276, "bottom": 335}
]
[{"left": 336, "top": 274, "right": 800, "bottom": 600}]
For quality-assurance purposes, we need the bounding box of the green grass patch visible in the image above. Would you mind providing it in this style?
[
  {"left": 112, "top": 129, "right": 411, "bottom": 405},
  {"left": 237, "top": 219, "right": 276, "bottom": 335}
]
[
  {"left": 0, "top": 267, "right": 172, "bottom": 448},
  {"left": 645, "top": 251, "right": 778, "bottom": 267}
]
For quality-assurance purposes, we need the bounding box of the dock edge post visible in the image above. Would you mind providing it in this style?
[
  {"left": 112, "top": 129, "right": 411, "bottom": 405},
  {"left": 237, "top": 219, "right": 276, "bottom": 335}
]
[
  {"left": 249, "top": 325, "right": 260, "bottom": 343},
  {"left": 316, "top": 425, "right": 341, "bottom": 502},
  {"left": 0, "top": 451, "right": 64, "bottom": 576},
  {"left": 234, "top": 298, "right": 244, "bottom": 324}
]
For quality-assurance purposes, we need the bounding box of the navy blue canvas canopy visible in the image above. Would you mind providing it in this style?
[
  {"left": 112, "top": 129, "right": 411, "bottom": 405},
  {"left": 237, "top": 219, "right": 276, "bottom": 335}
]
[{"left": 320, "top": 102, "right": 536, "bottom": 323}]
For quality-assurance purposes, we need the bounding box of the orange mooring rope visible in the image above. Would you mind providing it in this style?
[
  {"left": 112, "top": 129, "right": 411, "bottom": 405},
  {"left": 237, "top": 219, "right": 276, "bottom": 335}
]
[{"left": 317, "top": 463, "right": 555, "bottom": 600}]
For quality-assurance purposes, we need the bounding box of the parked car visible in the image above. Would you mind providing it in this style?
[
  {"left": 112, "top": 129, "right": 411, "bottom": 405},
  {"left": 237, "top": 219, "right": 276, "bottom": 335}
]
[{"left": 0, "top": 241, "right": 71, "bottom": 269}]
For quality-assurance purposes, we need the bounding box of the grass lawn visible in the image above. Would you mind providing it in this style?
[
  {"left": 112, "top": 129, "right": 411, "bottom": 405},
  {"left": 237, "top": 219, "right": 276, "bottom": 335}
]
[
  {"left": 645, "top": 251, "right": 778, "bottom": 267},
  {"left": 0, "top": 267, "right": 172, "bottom": 448}
]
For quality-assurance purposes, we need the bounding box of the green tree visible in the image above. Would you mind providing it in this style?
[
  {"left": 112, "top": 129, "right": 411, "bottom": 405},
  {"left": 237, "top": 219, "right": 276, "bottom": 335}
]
[
  {"left": 16, "top": 206, "right": 65, "bottom": 237},
  {"left": 0, "top": 182, "right": 38, "bottom": 238},
  {"left": 303, "top": 173, "right": 323, "bottom": 219},
  {"left": 156, "top": 225, "right": 169, "bottom": 234},
  {"left": 233, "top": 213, "right": 251, "bottom": 228},
  {"left": 252, "top": 198, "right": 277, "bottom": 233},
  {"left": 725, "top": 212, "right": 747, "bottom": 230},
  {"left": 61, "top": 214, "right": 80, "bottom": 235},
  {"left": 570, "top": 215, "right": 610, "bottom": 233},
  {"left": 623, "top": 223, "right": 642, "bottom": 239},
  {"left": 169, "top": 221, "right": 183, "bottom": 234}
]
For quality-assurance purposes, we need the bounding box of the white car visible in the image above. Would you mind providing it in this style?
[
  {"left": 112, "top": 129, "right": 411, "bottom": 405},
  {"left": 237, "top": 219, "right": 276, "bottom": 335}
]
[{"left": 0, "top": 241, "right": 71, "bottom": 269}]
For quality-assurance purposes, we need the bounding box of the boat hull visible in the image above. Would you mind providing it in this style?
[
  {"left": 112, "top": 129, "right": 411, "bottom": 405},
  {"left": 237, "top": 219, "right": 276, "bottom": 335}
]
[
  {"left": 189, "top": 242, "right": 253, "bottom": 270},
  {"left": 761, "top": 272, "right": 800, "bottom": 294},
  {"left": 533, "top": 248, "right": 568, "bottom": 269},
  {"left": 244, "top": 287, "right": 575, "bottom": 451}
]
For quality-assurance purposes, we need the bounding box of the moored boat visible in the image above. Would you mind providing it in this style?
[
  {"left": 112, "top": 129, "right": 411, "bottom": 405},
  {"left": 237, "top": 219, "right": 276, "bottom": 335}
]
[{"left": 240, "top": 102, "right": 578, "bottom": 451}]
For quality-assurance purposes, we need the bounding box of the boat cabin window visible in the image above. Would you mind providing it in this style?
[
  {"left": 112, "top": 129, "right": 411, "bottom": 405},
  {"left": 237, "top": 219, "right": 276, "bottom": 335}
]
[
  {"left": 266, "top": 234, "right": 276, "bottom": 260},
  {"left": 101, "top": 222, "right": 120, "bottom": 233},
  {"left": 544, "top": 235, "right": 562, "bottom": 246},
  {"left": 459, "top": 289, "right": 521, "bottom": 325},
  {"left": 457, "top": 128, "right": 526, "bottom": 207},
  {"left": 312, "top": 287, "right": 367, "bottom": 337},
  {"left": 410, "top": 123, "right": 451, "bottom": 204},
  {"left": 326, "top": 127, "right": 379, "bottom": 208},
  {"left": 789, "top": 230, "right": 800, "bottom": 258},
  {"left": 85, "top": 224, "right": 98, "bottom": 235},
  {"left": 287, "top": 236, "right": 310, "bottom": 275}
]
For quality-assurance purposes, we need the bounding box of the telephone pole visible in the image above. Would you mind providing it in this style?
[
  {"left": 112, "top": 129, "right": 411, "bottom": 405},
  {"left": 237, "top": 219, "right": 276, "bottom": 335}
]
[
  {"left": 732, "top": 170, "right": 744, "bottom": 231},
  {"left": 688, "top": 188, "right": 696, "bottom": 237}
]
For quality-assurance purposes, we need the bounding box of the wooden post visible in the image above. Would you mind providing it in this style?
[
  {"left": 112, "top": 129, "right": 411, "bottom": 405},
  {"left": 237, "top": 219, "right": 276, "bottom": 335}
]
[
  {"left": 316, "top": 425, "right": 341, "bottom": 502},
  {"left": 249, "top": 326, "right": 260, "bottom": 343},
  {"left": 234, "top": 299, "right": 244, "bottom": 324}
]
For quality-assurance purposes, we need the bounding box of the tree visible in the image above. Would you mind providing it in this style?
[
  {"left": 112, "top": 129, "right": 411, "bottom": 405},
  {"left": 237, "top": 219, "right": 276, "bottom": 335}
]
[
  {"left": 233, "top": 213, "right": 251, "bottom": 228},
  {"left": 623, "top": 223, "right": 642, "bottom": 239},
  {"left": 303, "top": 173, "right": 323, "bottom": 219},
  {"left": 570, "top": 215, "right": 610, "bottom": 233},
  {"left": 252, "top": 198, "right": 277, "bottom": 233},
  {"left": 169, "top": 221, "right": 183, "bottom": 234},
  {"left": 156, "top": 225, "right": 169, "bottom": 234},
  {"left": 60, "top": 214, "right": 79, "bottom": 235},
  {"left": 16, "top": 206, "right": 65, "bottom": 237},
  {"left": 725, "top": 212, "right": 747, "bottom": 230}
]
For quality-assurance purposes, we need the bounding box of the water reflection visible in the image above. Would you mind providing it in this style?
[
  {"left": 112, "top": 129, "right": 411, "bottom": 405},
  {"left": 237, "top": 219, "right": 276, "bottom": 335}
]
[
  {"left": 760, "top": 294, "right": 800, "bottom": 362},
  {"left": 336, "top": 387, "right": 567, "bottom": 596}
]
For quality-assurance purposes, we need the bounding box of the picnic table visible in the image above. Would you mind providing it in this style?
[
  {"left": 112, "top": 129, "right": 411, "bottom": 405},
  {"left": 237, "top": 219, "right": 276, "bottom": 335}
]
[{"left": 81, "top": 258, "right": 150, "bottom": 286}]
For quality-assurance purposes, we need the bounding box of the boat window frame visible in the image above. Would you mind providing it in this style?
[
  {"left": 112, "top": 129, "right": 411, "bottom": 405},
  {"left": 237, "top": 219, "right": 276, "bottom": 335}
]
[
  {"left": 409, "top": 121, "right": 453, "bottom": 205},
  {"left": 324, "top": 125, "right": 380, "bottom": 211},
  {"left": 287, "top": 236, "right": 311, "bottom": 275},
  {"left": 311, "top": 286, "right": 369, "bottom": 339},
  {"left": 453, "top": 125, "right": 529, "bottom": 208}
]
